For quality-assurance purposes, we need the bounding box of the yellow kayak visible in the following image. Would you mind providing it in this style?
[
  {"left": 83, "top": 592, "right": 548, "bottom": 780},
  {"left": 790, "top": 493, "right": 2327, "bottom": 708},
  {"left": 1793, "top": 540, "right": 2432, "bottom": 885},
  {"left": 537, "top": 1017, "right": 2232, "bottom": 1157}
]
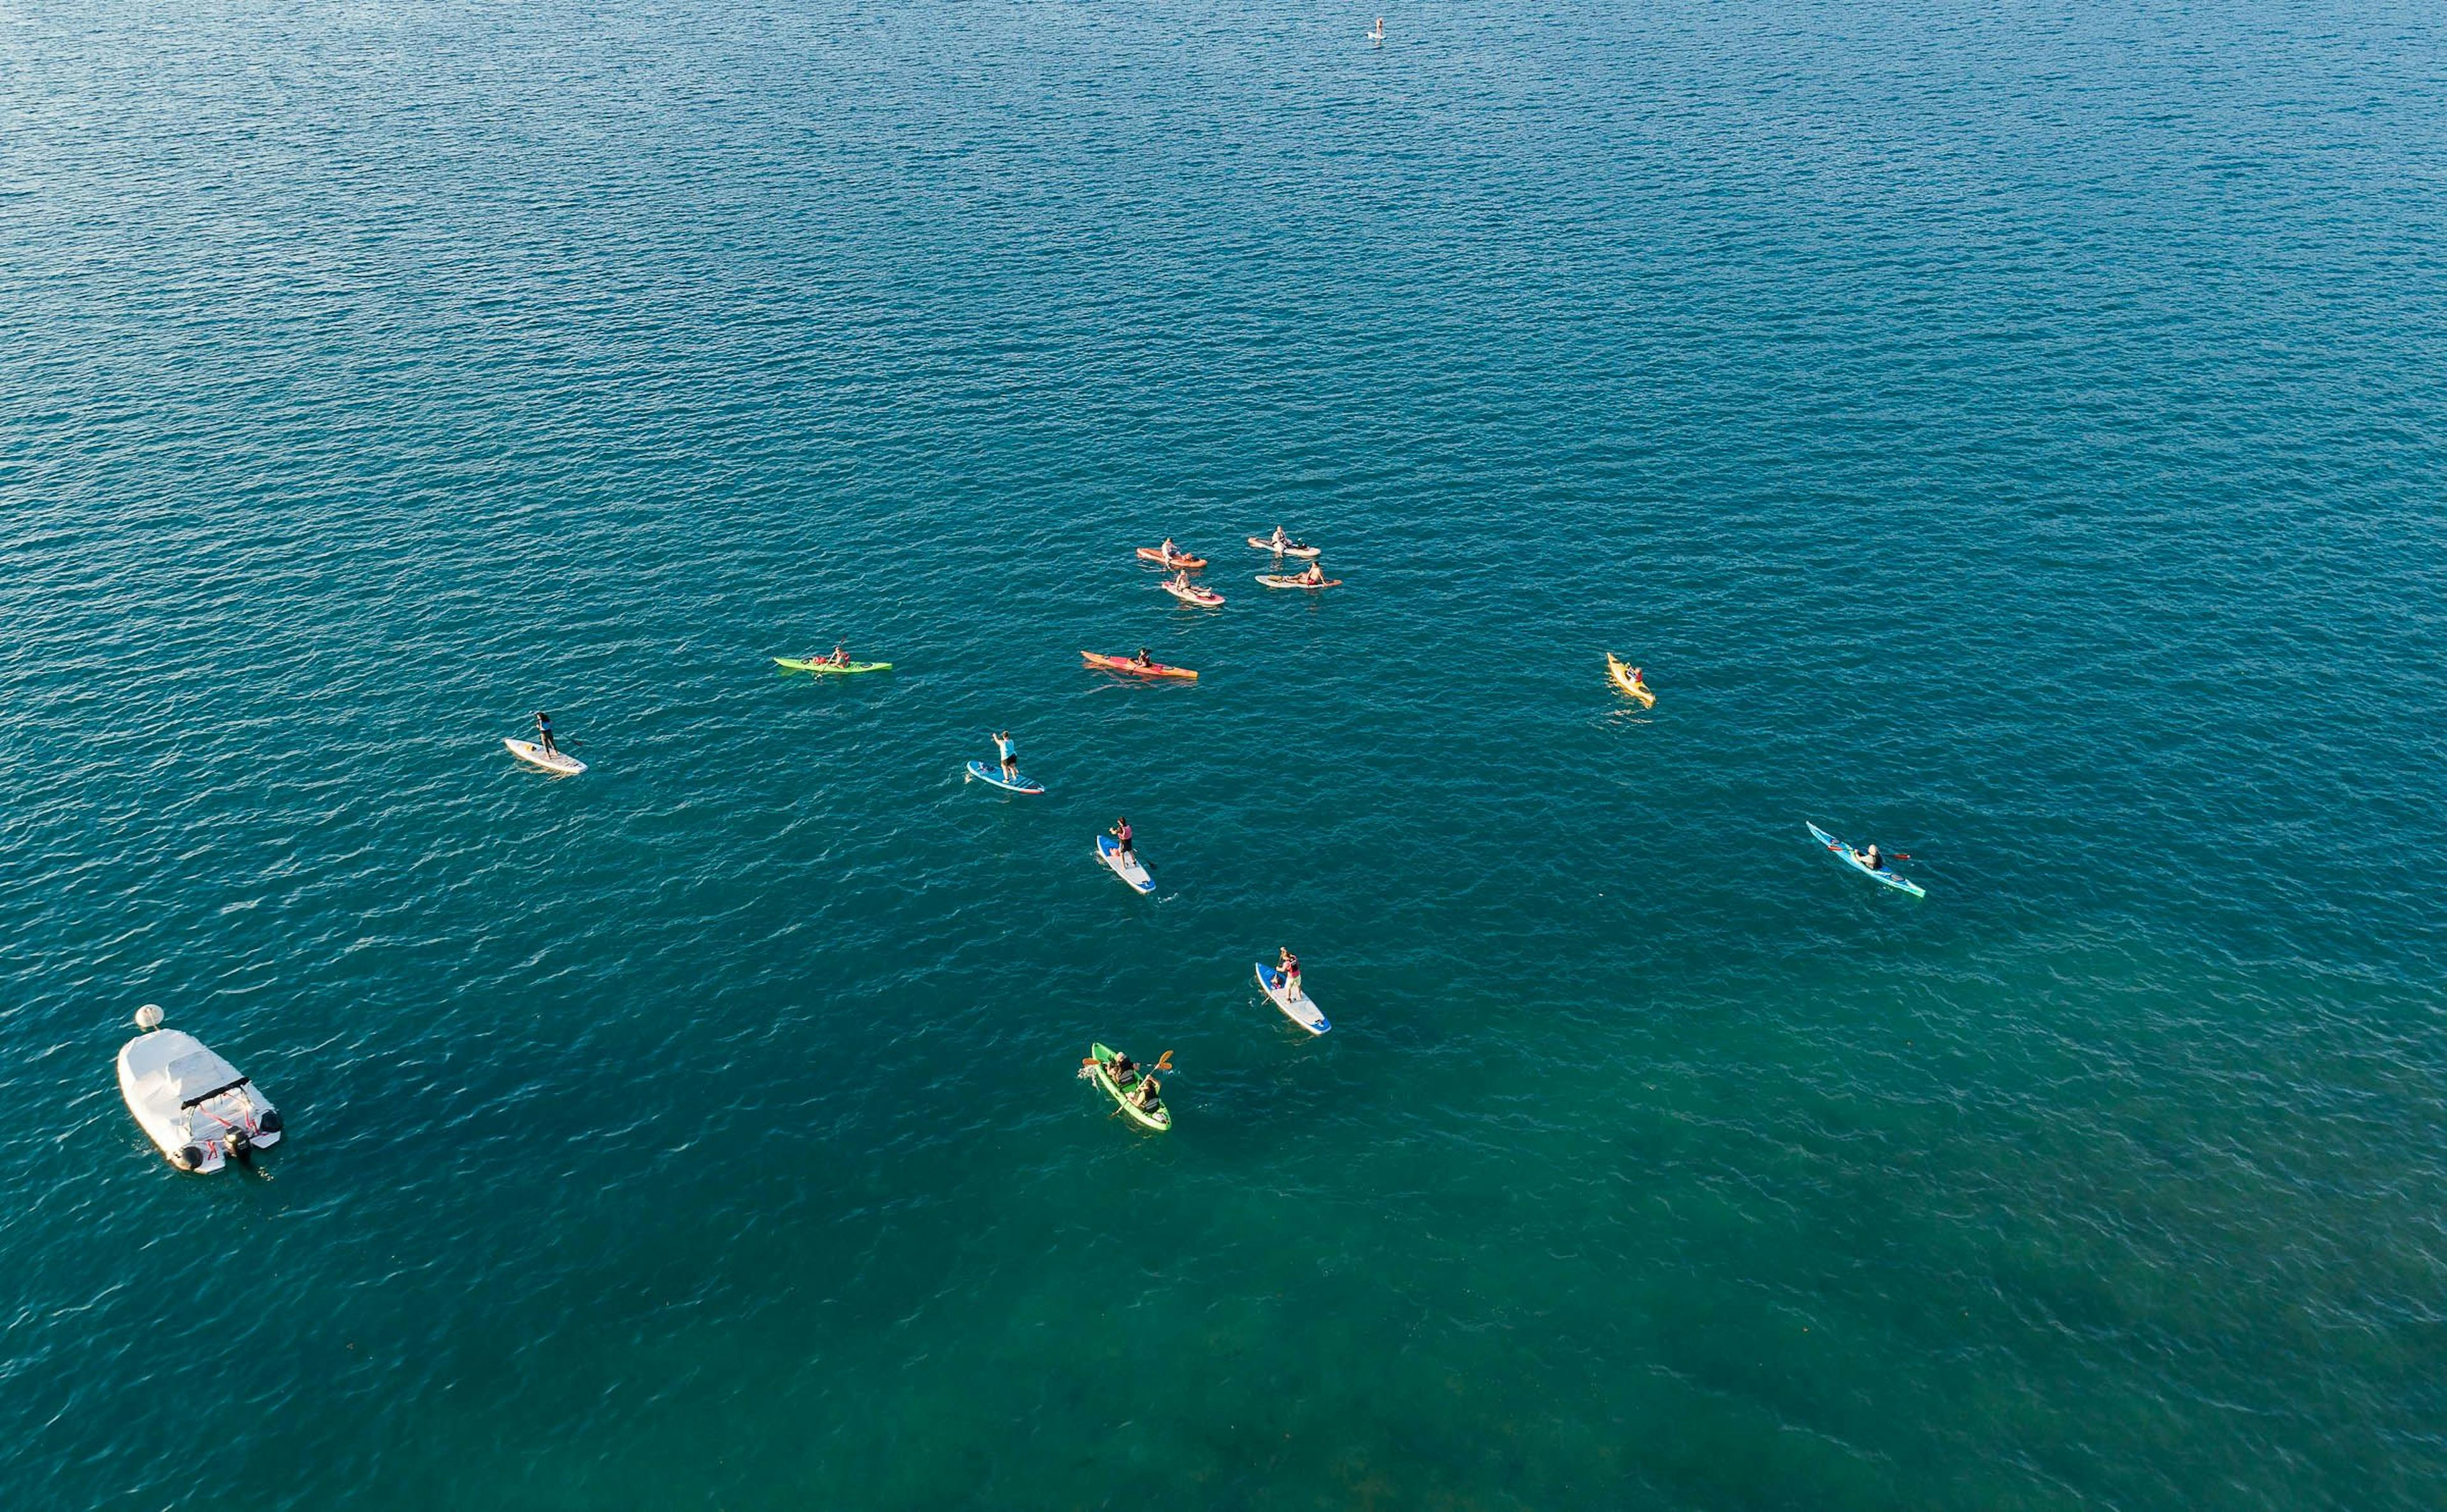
[{"left": 1606, "top": 652, "right": 1655, "bottom": 707}]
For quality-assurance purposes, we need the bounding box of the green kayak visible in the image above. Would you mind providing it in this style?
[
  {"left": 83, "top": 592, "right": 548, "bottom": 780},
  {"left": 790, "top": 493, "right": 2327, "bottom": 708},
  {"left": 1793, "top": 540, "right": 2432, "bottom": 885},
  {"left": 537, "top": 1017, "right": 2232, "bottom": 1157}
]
[
  {"left": 774, "top": 658, "right": 893, "bottom": 674},
  {"left": 1088, "top": 1042, "right": 1170, "bottom": 1131}
]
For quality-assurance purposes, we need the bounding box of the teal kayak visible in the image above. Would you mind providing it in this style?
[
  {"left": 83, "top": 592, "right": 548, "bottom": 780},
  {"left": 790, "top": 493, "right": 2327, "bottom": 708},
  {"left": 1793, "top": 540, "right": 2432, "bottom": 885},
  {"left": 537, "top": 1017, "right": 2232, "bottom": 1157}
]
[
  {"left": 1807, "top": 822, "right": 1926, "bottom": 898},
  {"left": 1087, "top": 1043, "right": 1169, "bottom": 1130}
]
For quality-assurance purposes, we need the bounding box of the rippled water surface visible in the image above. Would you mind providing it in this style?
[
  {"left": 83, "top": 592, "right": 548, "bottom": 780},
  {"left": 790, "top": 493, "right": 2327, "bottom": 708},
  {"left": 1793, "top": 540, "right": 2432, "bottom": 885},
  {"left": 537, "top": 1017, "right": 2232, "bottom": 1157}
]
[{"left": 4, "top": 1, "right": 2444, "bottom": 1507}]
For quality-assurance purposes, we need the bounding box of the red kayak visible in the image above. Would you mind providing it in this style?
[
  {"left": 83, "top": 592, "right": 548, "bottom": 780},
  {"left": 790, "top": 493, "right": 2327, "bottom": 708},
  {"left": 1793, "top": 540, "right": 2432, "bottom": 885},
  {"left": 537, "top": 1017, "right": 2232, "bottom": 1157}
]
[
  {"left": 1083, "top": 651, "right": 1198, "bottom": 681},
  {"left": 1136, "top": 547, "right": 1208, "bottom": 570}
]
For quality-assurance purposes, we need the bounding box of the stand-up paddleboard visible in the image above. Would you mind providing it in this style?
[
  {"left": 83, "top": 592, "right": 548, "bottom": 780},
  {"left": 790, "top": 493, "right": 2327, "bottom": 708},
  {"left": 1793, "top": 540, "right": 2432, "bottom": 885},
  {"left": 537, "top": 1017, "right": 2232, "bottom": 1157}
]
[
  {"left": 1097, "top": 834, "right": 1155, "bottom": 893},
  {"left": 1255, "top": 573, "right": 1341, "bottom": 590},
  {"left": 1606, "top": 652, "right": 1655, "bottom": 707},
  {"left": 1136, "top": 547, "right": 1208, "bottom": 570},
  {"left": 966, "top": 760, "right": 1044, "bottom": 794},
  {"left": 1087, "top": 1043, "right": 1170, "bottom": 1130},
  {"left": 1255, "top": 962, "right": 1329, "bottom": 1034},
  {"left": 1247, "top": 535, "right": 1322, "bottom": 559},
  {"left": 774, "top": 658, "right": 892, "bottom": 674},
  {"left": 1806, "top": 821, "right": 1926, "bottom": 897},
  {"left": 505, "top": 738, "right": 586, "bottom": 775},
  {"left": 1162, "top": 579, "right": 1225, "bottom": 607}
]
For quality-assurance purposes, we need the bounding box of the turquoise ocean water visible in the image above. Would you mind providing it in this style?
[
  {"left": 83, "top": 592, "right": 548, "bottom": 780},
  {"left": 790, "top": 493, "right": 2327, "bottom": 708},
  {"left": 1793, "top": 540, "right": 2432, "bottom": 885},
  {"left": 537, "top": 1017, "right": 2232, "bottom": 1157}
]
[{"left": 4, "top": 2, "right": 2444, "bottom": 1506}]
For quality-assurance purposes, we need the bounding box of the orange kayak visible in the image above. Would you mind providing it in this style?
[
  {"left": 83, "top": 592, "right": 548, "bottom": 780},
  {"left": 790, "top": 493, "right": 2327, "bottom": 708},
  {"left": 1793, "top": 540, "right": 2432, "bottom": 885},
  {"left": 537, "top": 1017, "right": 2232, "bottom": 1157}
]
[
  {"left": 1083, "top": 651, "right": 1197, "bottom": 681},
  {"left": 1136, "top": 547, "right": 1208, "bottom": 570}
]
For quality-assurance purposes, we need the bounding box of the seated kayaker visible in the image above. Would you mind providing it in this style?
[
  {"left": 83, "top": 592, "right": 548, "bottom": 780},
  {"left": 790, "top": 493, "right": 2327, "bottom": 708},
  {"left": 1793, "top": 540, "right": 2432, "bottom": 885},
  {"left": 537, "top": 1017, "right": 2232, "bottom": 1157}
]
[
  {"left": 1131, "top": 1076, "right": 1161, "bottom": 1111},
  {"left": 1111, "top": 816, "right": 1134, "bottom": 860},
  {"left": 1108, "top": 1051, "right": 1137, "bottom": 1086},
  {"left": 1859, "top": 844, "right": 1884, "bottom": 872},
  {"left": 826, "top": 644, "right": 849, "bottom": 666},
  {"left": 1132, "top": 646, "right": 1153, "bottom": 669}
]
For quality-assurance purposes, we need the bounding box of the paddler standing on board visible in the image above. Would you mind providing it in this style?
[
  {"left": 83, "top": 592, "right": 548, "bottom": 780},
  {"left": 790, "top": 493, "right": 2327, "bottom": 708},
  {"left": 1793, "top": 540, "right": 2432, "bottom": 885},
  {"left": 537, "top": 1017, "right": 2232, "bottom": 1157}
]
[
  {"left": 1277, "top": 947, "right": 1303, "bottom": 999},
  {"left": 1110, "top": 816, "right": 1136, "bottom": 863},
  {"left": 993, "top": 730, "right": 1019, "bottom": 785},
  {"left": 533, "top": 711, "right": 560, "bottom": 758}
]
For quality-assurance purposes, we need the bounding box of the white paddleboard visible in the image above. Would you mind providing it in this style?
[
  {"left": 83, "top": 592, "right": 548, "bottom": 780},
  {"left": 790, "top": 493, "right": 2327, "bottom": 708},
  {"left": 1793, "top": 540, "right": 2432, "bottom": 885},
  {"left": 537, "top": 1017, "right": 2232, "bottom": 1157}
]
[
  {"left": 505, "top": 738, "right": 586, "bottom": 775},
  {"left": 1097, "top": 835, "right": 1155, "bottom": 894},
  {"left": 1255, "top": 962, "right": 1329, "bottom": 1034}
]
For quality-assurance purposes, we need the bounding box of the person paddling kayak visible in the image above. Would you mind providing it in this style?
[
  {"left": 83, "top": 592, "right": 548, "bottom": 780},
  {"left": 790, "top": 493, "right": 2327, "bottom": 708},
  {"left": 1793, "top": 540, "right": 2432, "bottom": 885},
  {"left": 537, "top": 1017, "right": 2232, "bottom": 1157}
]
[
  {"left": 1131, "top": 646, "right": 1154, "bottom": 670},
  {"left": 993, "top": 730, "right": 1019, "bottom": 785},
  {"left": 1277, "top": 947, "right": 1303, "bottom": 999},
  {"left": 1110, "top": 816, "right": 1135, "bottom": 861},
  {"left": 1130, "top": 1072, "right": 1162, "bottom": 1111},
  {"left": 1859, "top": 843, "right": 1885, "bottom": 872},
  {"left": 825, "top": 643, "right": 849, "bottom": 667},
  {"left": 533, "top": 712, "right": 559, "bottom": 758},
  {"left": 1106, "top": 1049, "right": 1137, "bottom": 1086}
]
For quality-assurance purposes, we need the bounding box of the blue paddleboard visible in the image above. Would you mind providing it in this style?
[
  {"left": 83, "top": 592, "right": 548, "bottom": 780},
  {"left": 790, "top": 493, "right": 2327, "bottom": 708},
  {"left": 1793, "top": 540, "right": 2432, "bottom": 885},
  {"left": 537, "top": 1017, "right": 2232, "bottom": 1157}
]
[
  {"left": 1256, "top": 963, "right": 1329, "bottom": 1034},
  {"left": 966, "top": 760, "right": 1044, "bottom": 794},
  {"left": 1097, "top": 834, "right": 1155, "bottom": 893}
]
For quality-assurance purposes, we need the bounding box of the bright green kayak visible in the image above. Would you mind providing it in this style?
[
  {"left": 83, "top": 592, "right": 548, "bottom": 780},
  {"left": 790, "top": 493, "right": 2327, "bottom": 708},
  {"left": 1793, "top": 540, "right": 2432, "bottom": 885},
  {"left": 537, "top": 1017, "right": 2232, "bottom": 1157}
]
[
  {"left": 1088, "top": 1042, "right": 1169, "bottom": 1130},
  {"left": 774, "top": 658, "right": 892, "bottom": 674}
]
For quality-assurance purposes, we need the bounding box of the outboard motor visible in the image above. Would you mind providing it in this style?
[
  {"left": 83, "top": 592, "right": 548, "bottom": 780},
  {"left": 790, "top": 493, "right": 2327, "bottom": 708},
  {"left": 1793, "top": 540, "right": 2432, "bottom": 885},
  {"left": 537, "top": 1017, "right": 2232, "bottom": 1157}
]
[{"left": 222, "top": 1128, "right": 255, "bottom": 1167}]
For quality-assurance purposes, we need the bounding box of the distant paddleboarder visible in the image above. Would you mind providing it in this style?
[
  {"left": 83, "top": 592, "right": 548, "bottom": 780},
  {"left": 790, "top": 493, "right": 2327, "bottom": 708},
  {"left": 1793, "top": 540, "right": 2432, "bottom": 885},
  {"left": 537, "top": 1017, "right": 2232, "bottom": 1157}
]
[{"left": 534, "top": 711, "right": 560, "bottom": 758}]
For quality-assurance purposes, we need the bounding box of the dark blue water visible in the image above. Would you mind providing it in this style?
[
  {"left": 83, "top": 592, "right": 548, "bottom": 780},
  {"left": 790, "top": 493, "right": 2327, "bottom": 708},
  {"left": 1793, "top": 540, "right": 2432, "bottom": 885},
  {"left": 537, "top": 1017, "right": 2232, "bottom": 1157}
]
[{"left": 3, "top": 2, "right": 2443, "bottom": 1506}]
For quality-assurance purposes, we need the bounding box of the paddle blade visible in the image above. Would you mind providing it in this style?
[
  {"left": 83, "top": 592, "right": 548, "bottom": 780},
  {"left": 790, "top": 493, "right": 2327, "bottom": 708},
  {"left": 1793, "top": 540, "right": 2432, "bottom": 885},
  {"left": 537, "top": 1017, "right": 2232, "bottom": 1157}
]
[{"left": 1154, "top": 1051, "right": 1174, "bottom": 1072}]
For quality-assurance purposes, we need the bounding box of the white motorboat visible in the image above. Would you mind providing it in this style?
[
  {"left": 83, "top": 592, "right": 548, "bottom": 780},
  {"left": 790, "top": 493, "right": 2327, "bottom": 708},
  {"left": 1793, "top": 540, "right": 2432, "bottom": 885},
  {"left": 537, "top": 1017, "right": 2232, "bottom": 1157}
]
[{"left": 117, "top": 1006, "right": 282, "bottom": 1172}]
